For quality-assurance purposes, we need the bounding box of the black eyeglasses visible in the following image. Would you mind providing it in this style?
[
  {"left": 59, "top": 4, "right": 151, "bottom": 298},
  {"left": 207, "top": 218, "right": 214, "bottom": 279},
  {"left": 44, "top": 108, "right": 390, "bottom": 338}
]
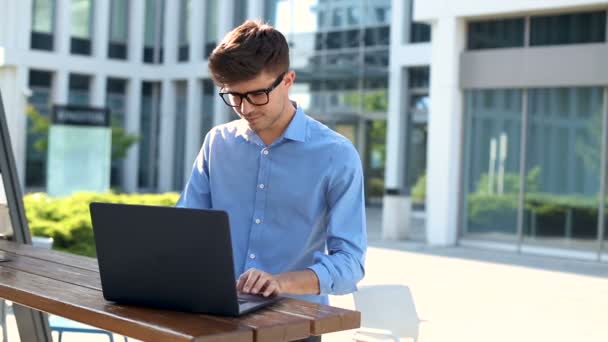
[{"left": 218, "top": 72, "right": 287, "bottom": 108}]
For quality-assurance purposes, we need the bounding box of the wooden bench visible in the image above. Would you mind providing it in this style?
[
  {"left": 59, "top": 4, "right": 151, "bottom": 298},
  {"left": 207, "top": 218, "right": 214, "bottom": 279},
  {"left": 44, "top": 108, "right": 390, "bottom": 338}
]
[{"left": 0, "top": 239, "right": 360, "bottom": 341}]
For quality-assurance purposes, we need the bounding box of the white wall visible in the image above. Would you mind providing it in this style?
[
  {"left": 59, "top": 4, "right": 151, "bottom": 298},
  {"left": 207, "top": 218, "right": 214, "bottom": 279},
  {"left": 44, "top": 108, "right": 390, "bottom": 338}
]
[
  {"left": 415, "top": 0, "right": 607, "bottom": 21},
  {"left": 383, "top": 0, "right": 432, "bottom": 240},
  {"left": 0, "top": 66, "right": 28, "bottom": 188}
]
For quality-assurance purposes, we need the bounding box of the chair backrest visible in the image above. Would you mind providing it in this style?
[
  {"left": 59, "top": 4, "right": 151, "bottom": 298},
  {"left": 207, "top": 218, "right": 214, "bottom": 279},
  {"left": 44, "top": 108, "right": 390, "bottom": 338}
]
[{"left": 353, "top": 284, "right": 420, "bottom": 339}]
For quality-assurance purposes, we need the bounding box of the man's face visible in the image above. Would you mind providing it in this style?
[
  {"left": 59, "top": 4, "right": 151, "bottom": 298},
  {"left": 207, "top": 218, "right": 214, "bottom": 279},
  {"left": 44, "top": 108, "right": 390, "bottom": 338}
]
[{"left": 221, "top": 71, "right": 294, "bottom": 134}]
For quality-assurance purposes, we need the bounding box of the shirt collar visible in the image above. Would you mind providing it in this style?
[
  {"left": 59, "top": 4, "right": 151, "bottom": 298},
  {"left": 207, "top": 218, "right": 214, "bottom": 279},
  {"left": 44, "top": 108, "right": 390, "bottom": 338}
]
[
  {"left": 282, "top": 103, "right": 307, "bottom": 143},
  {"left": 234, "top": 101, "right": 308, "bottom": 144}
]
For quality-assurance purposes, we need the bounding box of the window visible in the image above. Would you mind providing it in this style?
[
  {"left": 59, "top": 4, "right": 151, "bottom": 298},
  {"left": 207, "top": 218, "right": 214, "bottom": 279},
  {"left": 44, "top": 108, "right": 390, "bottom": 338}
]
[
  {"left": 31, "top": 0, "right": 55, "bottom": 51},
  {"left": 530, "top": 11, "right": 606, "bottom": 46},
  {"left": 105, "top": 78, "right": 127, "bottom": 187},
  {"left": 70, "top": 0, "right": 93, "bottom": 55},
  {"left": 332, "top": 8, "right": 343, "bottom": 28},
  {"left": 467, "top": 18, "right": 525, "bottom": 50},
  {"left": 26, "top": 70, "right": 53, "bottom": 187},
  {"left": 139, "top": 82, "right": 161, "bottom": 189},
  {"left": 406, "top": 67, "right": 430, "bottom": 192},
  {"left": 233, "top": 0, "right": 247, "bottom": 27},
  {"left": 143, "top": 0, "right": 165, "bottom": 64},
  {"left": 201, "top": 80, "right": 215, "bottom": 141},
  {"left": 364, "top": 26, "right": 390, "bottom": 46},
  {"left": 109, "top": 0, "right": 129, "bottom": 59},
  {"left": 173, "top": 81, "right": 187, "bottom": 189},
  {"left": 68, "top": 74, "right": 91, "bottom": 105},
  {"left": 410, "top": 23, "right": 431, "bottom": 43},
  {"left": 408, "top": 67, "right": 430, "bottom": 89},
  {"left": 178, "top": 0, "right": 190, "bottom": 62}
]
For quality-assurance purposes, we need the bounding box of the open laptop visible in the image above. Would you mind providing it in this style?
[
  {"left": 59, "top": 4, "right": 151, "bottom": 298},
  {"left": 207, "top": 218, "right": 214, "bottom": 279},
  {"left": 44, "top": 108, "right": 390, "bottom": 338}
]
[{"left": 89, "top": 202, "right": 280, "bottom": 316}]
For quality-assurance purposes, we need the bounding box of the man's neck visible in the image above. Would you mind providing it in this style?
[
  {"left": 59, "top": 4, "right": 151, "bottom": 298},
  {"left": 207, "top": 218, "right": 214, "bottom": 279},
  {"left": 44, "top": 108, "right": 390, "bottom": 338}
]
[{"left": 258, "top": 102, "right": 297, "bottom": 145}]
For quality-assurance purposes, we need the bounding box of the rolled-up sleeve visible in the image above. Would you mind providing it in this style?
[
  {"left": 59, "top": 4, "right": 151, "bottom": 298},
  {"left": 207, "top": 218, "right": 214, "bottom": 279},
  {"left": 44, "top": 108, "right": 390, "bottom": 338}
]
[
  {"left": 308, "top": 141, "right": 367, "bottom": 295},
  {"left": 176, "top": 132, "right": 212, "bottom": 209}
]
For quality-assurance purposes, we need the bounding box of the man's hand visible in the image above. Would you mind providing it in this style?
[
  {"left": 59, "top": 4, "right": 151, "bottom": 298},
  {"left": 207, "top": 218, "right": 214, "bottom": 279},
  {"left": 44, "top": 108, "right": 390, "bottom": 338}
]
[
  {"left": 237, "top": 268, "right": 283, "bottom": 297},
  {"left": 237, "top": 268, "right": 321, "bottom": 297}
]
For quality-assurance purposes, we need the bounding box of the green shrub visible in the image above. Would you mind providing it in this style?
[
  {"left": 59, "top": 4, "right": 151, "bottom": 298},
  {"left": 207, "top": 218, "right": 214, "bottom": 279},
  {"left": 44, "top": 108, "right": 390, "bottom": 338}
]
[
  {"left": 466, "top": 191, "right": 600, "bottom": 237},
  {"left": 411, "top": 173, "right": 426, "bottom": 204},
  {"left": 24, "top": 192, "right": 180, "bottom": 257}
]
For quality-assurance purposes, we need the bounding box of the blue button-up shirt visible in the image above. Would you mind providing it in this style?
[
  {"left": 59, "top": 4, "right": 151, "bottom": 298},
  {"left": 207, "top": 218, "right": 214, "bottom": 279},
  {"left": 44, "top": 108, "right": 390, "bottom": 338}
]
[{"left": 177, "top": 104, "right": 367, "bottom": 304}]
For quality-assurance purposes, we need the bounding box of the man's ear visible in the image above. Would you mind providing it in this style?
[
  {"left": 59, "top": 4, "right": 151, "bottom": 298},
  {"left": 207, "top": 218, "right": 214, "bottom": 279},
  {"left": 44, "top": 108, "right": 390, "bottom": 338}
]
[{"left": 284, "top": 70, "right": 296, "bottom": 88}]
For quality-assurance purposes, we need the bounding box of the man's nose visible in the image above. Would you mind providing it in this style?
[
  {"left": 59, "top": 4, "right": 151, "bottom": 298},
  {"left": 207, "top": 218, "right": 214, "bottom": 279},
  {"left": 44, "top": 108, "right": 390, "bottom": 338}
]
[{"left": 239, "top": 98, "right": 254, "bottom": 115}]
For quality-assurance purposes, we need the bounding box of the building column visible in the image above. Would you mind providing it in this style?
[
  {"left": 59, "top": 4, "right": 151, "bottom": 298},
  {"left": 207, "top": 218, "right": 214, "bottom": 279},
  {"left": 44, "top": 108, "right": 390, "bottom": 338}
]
[
  {"left": 0, "top": 66, "right": 29, "bottom": 189},
  {"left": 157, "top": 80, "right": 176, "bottom": 192},
  {"left": 15, "top": 0, "right": 33, "bottom": 51},
  {"left": 382, "top": 67, "right": 410, "bottom": 240},
  {"left": 128, "top": 0, "right": 145, "bottom": 64},
  {"left": 189, "top": 0, "right": 204, "bottom": 62},
  {"left": 53, "top": 70, "right": 69, "bottom": 106},
  {"left": 210, "top": 0, "right": 236, "bottom": 126},
  {"left": 426, "top": 16, "right": 466, "bottom": 245},
  {"left": 382, "top": 0, "right": 411, "bottom": 240},
  {"left": 0, "top": 0, "right": 32, "bottom": 187},
  {"left": 247, "top": 0, "right": 265, "bottom": 20},
  {"left": 162, "top": 0, "right": 179, "bottom": 65},
  {"left": 123, "top": 78, "right": 141, "bottom": 193},
  {"left": 184, "top": 78, "right": 201, "bottom": 181},
  {"left": 55, "top": 0, "right": 71, "bottom": 56},
  {"left": 93, "top": 0, "right": 110, "bottom": 60},
  {"left": 218, "top": 0, "right": 236, "bottom": 35},
  {"left": 90, "top": 75, "right": 107, "bottom": 107}
]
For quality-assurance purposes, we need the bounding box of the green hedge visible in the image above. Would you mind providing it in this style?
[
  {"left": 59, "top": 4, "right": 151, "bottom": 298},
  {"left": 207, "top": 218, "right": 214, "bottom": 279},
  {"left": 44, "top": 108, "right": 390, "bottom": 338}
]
[
  {"left": 24, "top": 192, "right": 179, "bottom": 257},
  {"left": 467, "top": 193, "right": 600, "bottom": 237}
]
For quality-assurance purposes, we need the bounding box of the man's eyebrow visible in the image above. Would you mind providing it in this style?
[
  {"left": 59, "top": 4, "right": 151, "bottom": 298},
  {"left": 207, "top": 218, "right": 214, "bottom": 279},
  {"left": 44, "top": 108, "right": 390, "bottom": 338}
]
[{"left": 225, "top": 86, "right": 269, "bottom": 94}]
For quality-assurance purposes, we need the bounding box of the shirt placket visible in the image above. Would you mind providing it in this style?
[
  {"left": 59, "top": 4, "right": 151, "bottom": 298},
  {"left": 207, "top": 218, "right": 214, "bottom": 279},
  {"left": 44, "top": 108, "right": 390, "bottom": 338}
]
[{"left": 244, "top": 146, "right": 271, "bottom": 269}]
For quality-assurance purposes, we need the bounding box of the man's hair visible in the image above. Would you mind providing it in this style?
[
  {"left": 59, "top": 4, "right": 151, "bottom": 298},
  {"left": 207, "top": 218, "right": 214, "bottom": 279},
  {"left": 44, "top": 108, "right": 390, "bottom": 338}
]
[{"left": 208, "top": 20, "right": 290, "bottom": 86}]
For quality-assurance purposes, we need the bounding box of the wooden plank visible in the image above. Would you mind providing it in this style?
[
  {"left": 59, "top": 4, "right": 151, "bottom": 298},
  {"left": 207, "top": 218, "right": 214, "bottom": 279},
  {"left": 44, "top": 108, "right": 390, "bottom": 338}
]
[
  {"left": 0, "top": 239, "right": 98, "bottom": 271},
  {"left": 0, "top": 250, "right": 102, "bottom": 290},
  {"left": 215, "top": 305, "right": 310, "bottom": 342},
  {"left": 270, "top": 299, "right": 361, "bottom": 335},
  {"left": 0, "top": 266, "right": 252, "bottom": 342}
]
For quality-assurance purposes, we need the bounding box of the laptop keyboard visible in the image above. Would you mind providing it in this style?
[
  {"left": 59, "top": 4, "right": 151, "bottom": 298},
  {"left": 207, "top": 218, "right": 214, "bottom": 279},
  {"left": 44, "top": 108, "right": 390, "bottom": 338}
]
[{"left": 238, "top": 294, "right": 269, "bottom": 304}]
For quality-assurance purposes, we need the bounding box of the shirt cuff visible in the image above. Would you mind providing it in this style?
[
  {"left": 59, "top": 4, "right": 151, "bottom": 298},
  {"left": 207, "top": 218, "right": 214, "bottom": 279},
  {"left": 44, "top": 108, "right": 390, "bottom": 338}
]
[{"left": 308, "top": 263, "right": 333, "bottom": 295}]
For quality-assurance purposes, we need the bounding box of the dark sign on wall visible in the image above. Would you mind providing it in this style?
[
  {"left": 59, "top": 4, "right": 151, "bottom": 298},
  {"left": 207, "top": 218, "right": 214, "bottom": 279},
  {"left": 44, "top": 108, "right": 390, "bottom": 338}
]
[{"left": 52, "top": 105, "right": 110, "bottom": 127}]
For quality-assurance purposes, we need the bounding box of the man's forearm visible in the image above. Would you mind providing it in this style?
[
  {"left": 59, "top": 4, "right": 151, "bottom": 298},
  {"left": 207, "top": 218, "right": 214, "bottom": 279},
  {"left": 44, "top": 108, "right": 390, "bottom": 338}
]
[{"left": 277, "top": 269, "right": 321, "bottom": 295}]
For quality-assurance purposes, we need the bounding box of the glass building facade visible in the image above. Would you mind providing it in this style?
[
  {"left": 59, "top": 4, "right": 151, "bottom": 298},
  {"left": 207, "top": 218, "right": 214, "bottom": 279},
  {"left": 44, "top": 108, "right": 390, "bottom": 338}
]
[
  {"left": 461, "top": 9, "right": 608, "bottom": 255},
  {"left": 264, "top": 0, "right": 391, "bottom": 202}
]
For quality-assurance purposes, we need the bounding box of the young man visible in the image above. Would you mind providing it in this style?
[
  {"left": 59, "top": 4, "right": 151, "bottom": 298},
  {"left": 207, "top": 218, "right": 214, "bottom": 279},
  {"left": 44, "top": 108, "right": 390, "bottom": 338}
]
[{"left": 177, "top": 20, "right": 366, "bottom": 316}]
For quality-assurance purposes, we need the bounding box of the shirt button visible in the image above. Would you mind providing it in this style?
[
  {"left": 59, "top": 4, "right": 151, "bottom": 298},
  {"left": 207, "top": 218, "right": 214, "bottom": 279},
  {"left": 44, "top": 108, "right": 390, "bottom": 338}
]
[
  {"left": 255, "top": 218, "right": 261, "bottom": 224},
  {"left": 259, "top": 184, "right": 265, "bottom": 189},
  {"left": 262, "top": 149, "right": 269, "bottom": 155},
  {"left": 249, "top": 253, "right": 256, "bottom": 259}
]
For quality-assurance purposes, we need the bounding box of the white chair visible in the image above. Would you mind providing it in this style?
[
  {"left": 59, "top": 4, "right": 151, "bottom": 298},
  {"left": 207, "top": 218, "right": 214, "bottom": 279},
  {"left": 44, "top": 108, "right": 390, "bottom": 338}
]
[{"left": 352, "top": 285, "right": 420, "bottom": 342}]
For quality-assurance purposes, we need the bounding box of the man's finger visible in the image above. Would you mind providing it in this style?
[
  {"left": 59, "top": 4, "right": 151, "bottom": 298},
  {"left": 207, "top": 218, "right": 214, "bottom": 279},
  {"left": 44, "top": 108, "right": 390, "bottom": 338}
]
[
  {"left": 243, "top": 271, "right": 262, "bottom": 293},
  {"left": 262, "top": 281, "right": 278, "bottom": 297},
  {"left": 236, "top": 269, "right": 253, "bottom": 291},
  {"left": 250, "top": 274, "right": 269, "bottom": 294}
]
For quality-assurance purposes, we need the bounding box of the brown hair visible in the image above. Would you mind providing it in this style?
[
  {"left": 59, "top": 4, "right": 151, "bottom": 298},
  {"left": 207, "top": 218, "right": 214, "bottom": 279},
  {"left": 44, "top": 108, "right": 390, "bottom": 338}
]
[{"left": 208, "top": 20, "right": 290, "bottom": 86}]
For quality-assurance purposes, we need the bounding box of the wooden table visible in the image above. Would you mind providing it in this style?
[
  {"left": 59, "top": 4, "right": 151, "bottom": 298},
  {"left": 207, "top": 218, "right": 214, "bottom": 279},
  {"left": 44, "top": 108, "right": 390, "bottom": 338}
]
[{"left": 0, "top": 240, "right": 360, "bottom": 341}]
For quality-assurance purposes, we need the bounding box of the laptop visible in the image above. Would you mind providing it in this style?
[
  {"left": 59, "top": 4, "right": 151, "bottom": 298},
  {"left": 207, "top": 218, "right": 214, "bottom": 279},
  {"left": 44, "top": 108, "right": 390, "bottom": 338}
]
[{"left": 89, "top": 202, "right": 280, "bottom": 316}]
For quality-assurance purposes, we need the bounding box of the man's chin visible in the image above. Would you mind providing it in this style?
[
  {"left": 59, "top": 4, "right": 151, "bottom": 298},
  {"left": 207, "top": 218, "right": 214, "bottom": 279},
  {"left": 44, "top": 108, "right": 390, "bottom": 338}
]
[{"left": 247, "top": 122, "right": 261, "bottom": 132}]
